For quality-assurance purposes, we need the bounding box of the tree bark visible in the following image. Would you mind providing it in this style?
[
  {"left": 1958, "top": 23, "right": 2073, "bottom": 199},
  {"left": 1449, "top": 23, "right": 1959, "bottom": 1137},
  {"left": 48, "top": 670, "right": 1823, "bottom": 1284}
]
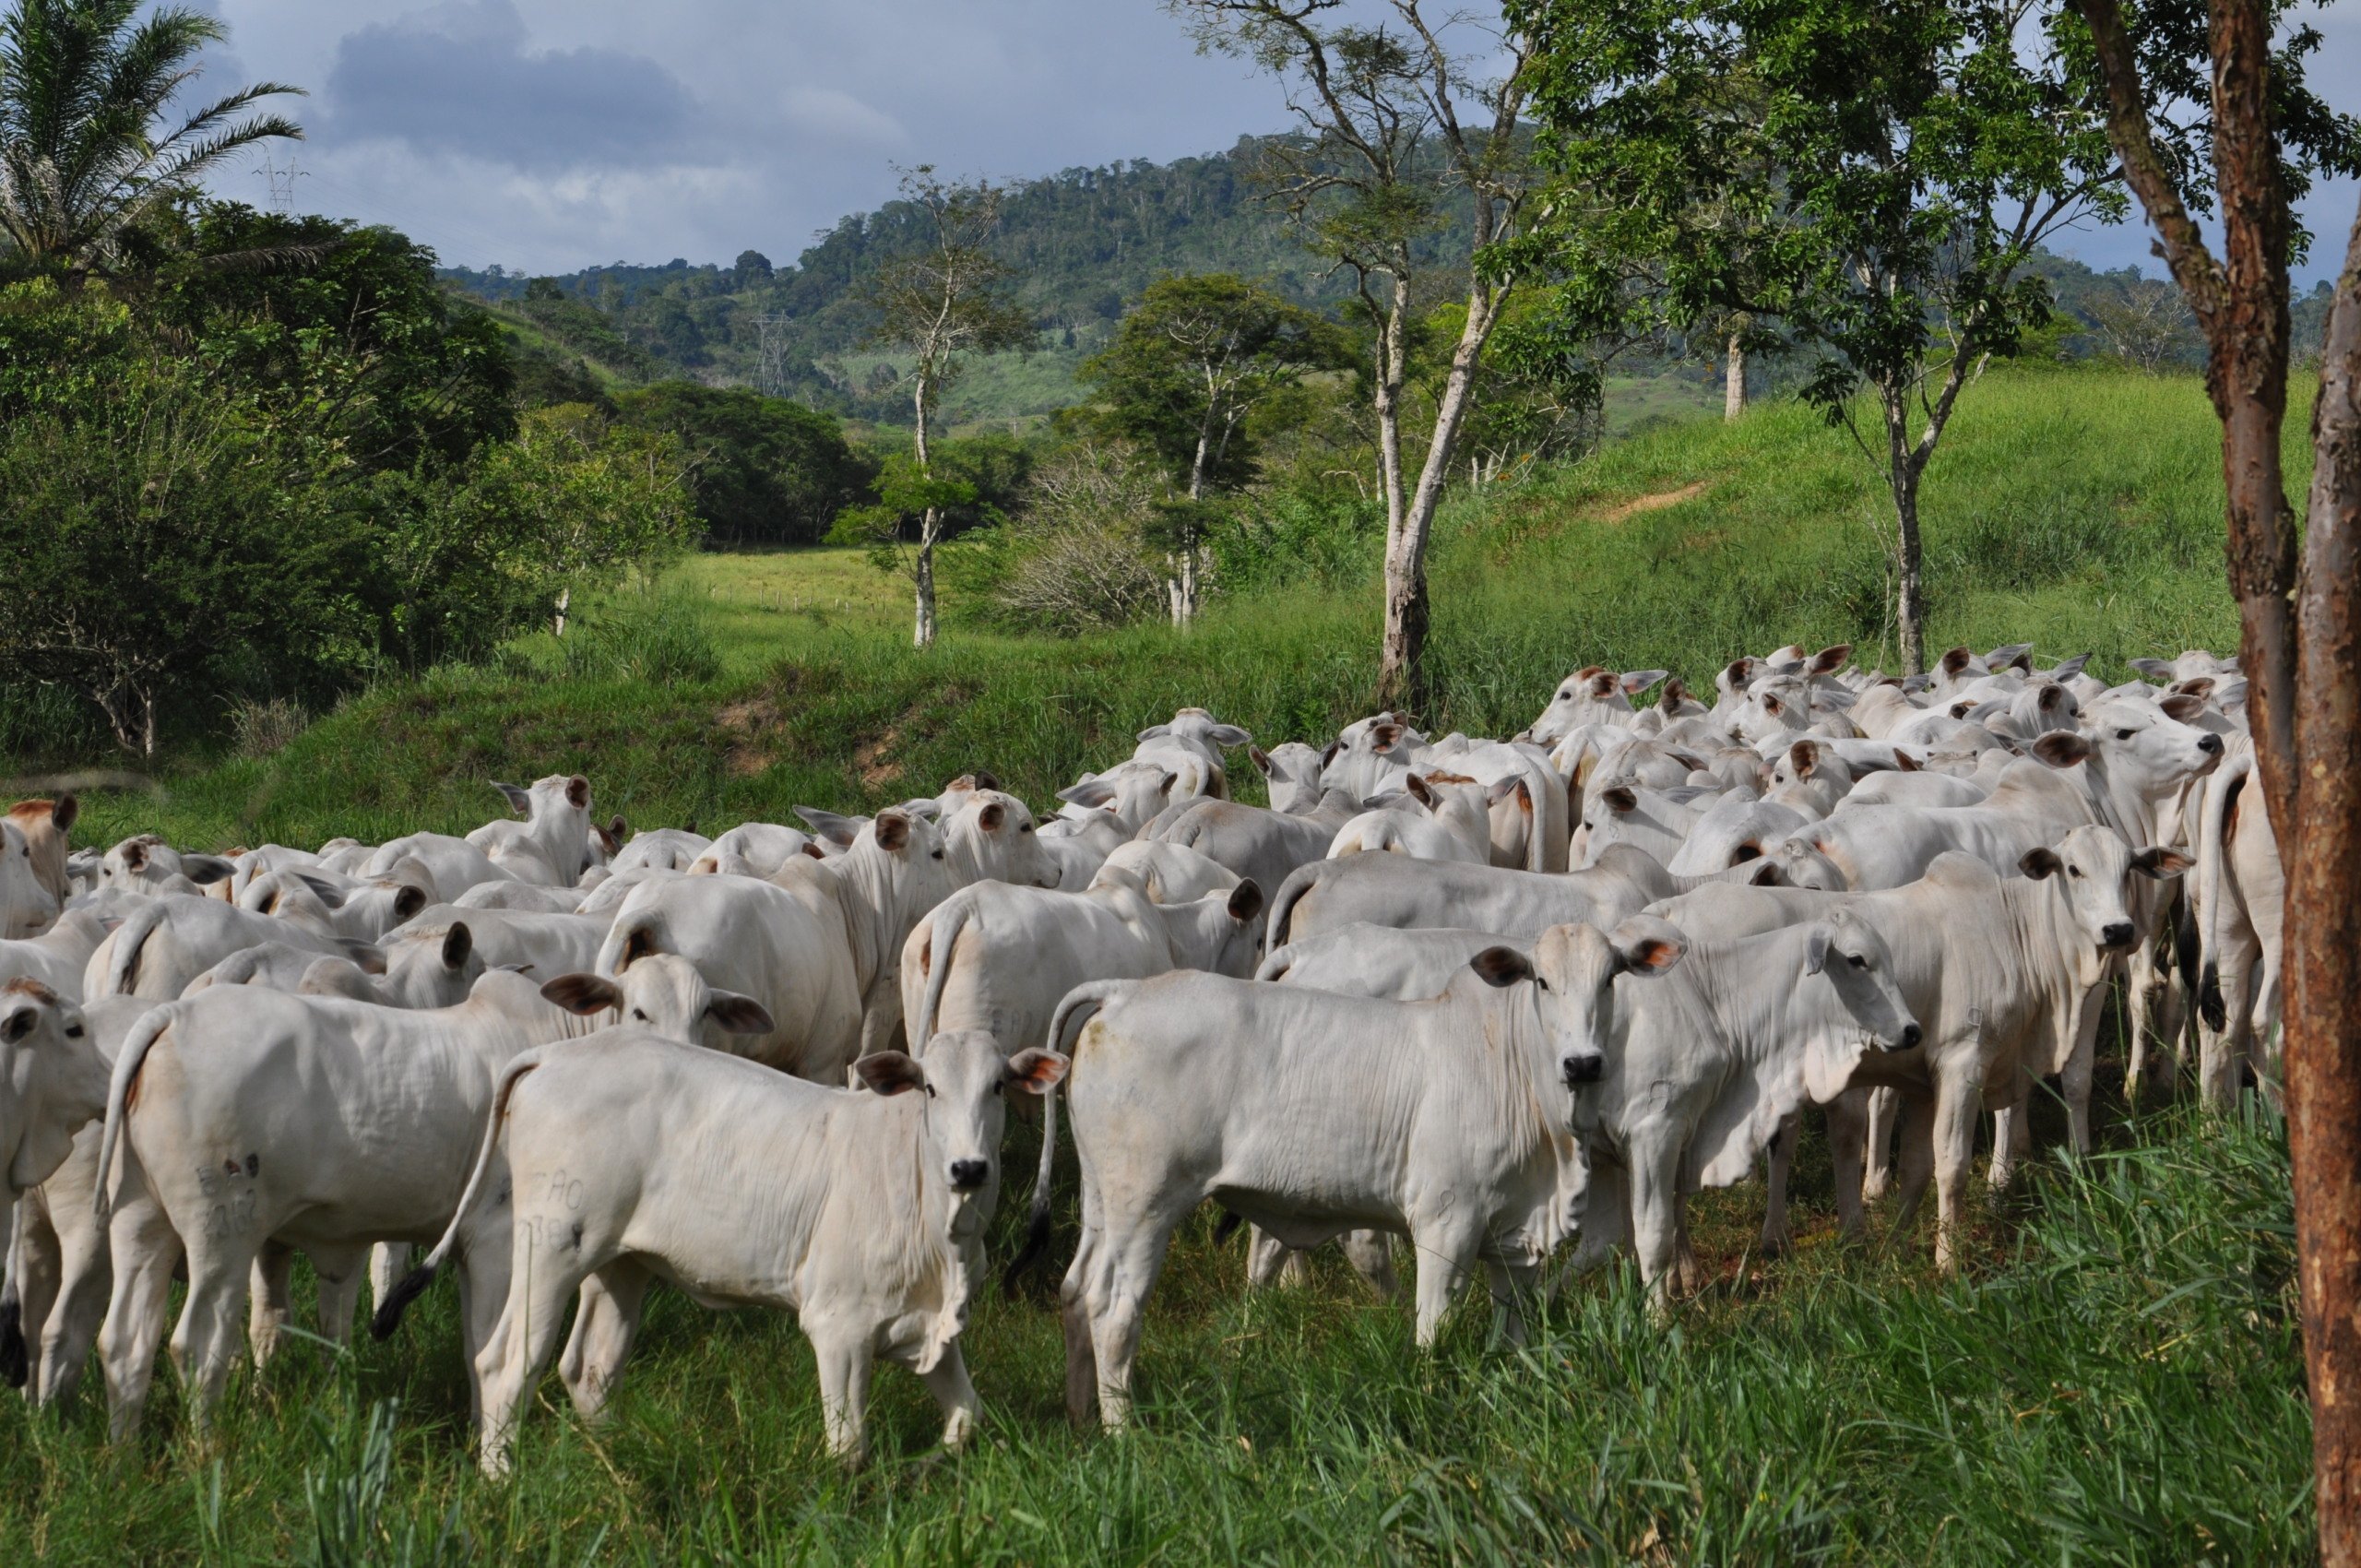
[
  {"left": 2288, "top": 202, "right": 2361, "bottom": 1568},
  {"left": 913, "top": 373, "right": 937, "bottom": 650},
  {"left": 1725, "top": 333, "right": 1747, "bottom": 420}
]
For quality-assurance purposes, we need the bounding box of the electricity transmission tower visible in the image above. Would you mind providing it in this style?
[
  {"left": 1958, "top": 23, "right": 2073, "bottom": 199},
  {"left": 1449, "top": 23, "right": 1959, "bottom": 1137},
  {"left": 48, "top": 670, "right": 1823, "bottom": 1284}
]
[
  {"left": 255, "top": 153, "right": 307, "bottom": 213},
  {"left": 750, "top": 314, "right": 794, "bottom": 397}
]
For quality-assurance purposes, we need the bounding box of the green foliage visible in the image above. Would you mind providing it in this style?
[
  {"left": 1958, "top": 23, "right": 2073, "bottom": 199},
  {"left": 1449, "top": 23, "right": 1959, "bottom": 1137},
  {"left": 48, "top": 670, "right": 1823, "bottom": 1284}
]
[
  {"left": 611, "top": 381, "right": 872, "bottom": 546},
  {"left": 0, "top": 0, "right": 303, "bottom": 278},
  {"left": 556, "top": 588, "right": 724, "bottom": 686},
  {"left": 827, "top": 451, "right": 983, "bottom": 568}
]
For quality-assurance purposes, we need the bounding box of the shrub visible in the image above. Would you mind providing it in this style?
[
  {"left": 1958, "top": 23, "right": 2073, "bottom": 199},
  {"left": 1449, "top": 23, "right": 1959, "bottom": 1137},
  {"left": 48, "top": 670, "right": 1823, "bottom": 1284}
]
[{"left": 559, "top": 590, "right": 725, "bottom": 685}]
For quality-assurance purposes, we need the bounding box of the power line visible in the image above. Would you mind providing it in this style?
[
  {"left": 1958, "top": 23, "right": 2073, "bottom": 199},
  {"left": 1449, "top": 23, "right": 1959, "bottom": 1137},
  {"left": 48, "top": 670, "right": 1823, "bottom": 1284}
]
[{"left": 253, "top": 153, "right": 307, "bottom": 214}]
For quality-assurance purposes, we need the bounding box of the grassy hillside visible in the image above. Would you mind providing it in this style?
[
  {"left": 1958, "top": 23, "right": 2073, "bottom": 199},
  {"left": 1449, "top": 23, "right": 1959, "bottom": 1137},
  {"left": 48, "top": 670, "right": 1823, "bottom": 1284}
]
[
  {"left": 0, "top": 363, "right": 2313, "bottom": 1562},
  {"left": 55, "top": 363, "right": 2260, "bottom": 854}
]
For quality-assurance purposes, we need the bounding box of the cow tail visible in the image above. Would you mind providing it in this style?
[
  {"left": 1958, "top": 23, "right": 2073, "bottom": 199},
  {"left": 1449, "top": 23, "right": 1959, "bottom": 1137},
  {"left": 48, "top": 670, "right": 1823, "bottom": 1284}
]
[
  {"left": 1003, "top": 981, "right": 1121, "bottom": 1297},
  {"left": 373, "top": 1053, "right": 542, "bottom": 1340},
  {"left": 102, "top": 900, "right": 169, "bottom": 997},
  {"left": 96, "top": 1006, "right": 174, "bottom": 1220},
  {"left": 0, "top": 1199, "right": 27, "bottom": 1388},
  {"left": 911, "top": 891, "right": 974, "bottom": 1050},
  {"left": 1253, "top": 942, "right": 1299, "bottom": 985},
  {"left": 2195, "top": 754, "right": 2248, "bottom": 1032},
  {"left": 1266, "top": 861, "right": 1323, "bottom": 949}
]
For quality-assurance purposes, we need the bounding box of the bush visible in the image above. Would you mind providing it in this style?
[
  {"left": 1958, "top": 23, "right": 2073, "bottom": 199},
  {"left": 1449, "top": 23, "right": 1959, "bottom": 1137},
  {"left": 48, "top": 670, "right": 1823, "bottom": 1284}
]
[
  {"left": 558, "top": 590, "right": 725, "bottom": 685},
  {"left": 971, "top": 439, "right": 1172, "bottom": 634}
]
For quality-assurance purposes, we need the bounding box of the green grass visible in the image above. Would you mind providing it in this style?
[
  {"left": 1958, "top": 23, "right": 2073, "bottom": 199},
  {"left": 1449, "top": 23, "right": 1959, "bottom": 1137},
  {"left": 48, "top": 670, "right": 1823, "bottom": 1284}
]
[{"left": 0, "top": 362, "right": 2315, "bottom": 1562}]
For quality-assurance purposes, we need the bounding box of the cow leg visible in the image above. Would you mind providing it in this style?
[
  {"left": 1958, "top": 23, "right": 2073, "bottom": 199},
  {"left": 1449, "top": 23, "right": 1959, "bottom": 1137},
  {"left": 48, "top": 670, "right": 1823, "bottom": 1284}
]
[
  {"left": 1758, "top": 1112, "right": 1797, "bottom": 1258},
  {"left": 1340, "top": 1230, "right": 1397, "bottom": 1299},
  {"left": 12, "top": 1201, "right": 63, "bottom": 1402},
  {"left": 171, "top": 1236, "right": 262, "bottom": 1431},
  {"left": 35, "top": 1205, "right": 110, "bottom": 1410},
  {"left": 309, "top": 1245, "right": 368, "bottom": 1347},
  {"left": 1566, "top": 1162, "right": 1630, "bottom": 1278},
  {"left": 2251, "top": 949, "right": 2286, "bottom": 1113},
  {"left": 1406, "top": 1217, "right": 1482, "bottom": 1347},
  {"left": 1627, "top": 1126, "right": 1687, "bottom": 1313},
  {"left": 247, "top": 1242, "right": 295, "bottom": 1369},
  {"left": 1928, "top": 1075, "right": 1981, "bottom": 1273},
  {"left": 1824, "top": 1088, "right": 1869, "bottom": 1239},
  {"left": 1860, "top": 1088, "right": 1899, "bottom": 1201},
  {"left": 1988, "top": 1070, "right": 2031, "bottom": 1191},
  {"left": 559, "top": 1264, "right": 651, "bottom": 1423},
  {"left": 1242, "top": 1226, "right": 1293, "bottom": 1289},
  {"left": 1060, "top": 1200, "right": 1101, "bottom": 1427},
  {"left": 916, "top": 1341, "right": 982, "bottom": 1453},
  {"left": 97, "top": 1197, "right": 178, "bottom": 1441},
  {"left": 1885, "top": 1095, "right": 1938, "bottom": 1241},
  {"left": 1086, "top": 1206, "right": 1187, "bottom": 1431},
  {"left": 2061, "top": 988, "right": 2108, "bottom": 1157},
  {"left": 809, "top": 1323, "right": 876, "bottom": 1466},
  {"left": 473, "top": 1254, "right": 587, "bottom": 1479},
  {"left": 1484, "top": 1259, "right": 1536, "bottom": 1347}
]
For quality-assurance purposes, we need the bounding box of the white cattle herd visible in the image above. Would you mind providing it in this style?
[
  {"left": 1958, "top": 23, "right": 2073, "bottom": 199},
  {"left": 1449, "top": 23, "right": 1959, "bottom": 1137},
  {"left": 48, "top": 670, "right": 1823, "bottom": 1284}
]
[{"left": 0, "top": 640, "right": 2277, "bottom": 1467}]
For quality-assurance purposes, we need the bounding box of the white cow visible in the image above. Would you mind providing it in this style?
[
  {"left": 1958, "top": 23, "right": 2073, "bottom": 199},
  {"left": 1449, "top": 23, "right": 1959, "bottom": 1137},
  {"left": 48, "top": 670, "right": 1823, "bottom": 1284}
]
[
  {"left": 609, "top": 828, "right": 713, "bottom": 875},
  {"left": 0, "top": 909, "right": 114, "bottom": 1001},
  {"left": 6, "top": 795, "right": 77, "bottom": 909},
  {"left": 1269, "top": 843, "right": 1681, "bottom": 947},
  {"left": 2194, "top": 744, "right": 2284, "bottom": 1108},
  {"left": 98, "top": 837, "right": 233, "bottom": 898},
  {"left": 1089, "top": 841, "right": 1240, "bottom": 905},
  {"left": 386, "top": 904, "right": 606, "bottom": 981},
  {"left": 693, "top": 822, "right": 821, "bottom": 878},
  {"left": 1040, "top": 921, "right": 1670, "bottom": 1429},
  {"left": 1326, "top": 773, "right": 1496, "bottom": 865},
  {"left": 414, "top": 1027, "right": 1066, "bottom": 1471},
  {"left": 1527, "top": 667, "right": 1670, "bottom": 744},
  {"left": 86, "top": 897, "right": 371, "bottom": 1001},
  {"left": 467, "top": 775, "right": 598, "bottom": 886}
]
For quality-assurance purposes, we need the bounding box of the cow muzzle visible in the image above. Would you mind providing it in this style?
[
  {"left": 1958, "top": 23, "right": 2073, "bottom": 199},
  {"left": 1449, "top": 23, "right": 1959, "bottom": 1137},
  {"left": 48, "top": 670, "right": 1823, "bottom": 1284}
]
[
  {"left": 1560, "top": 1053, "right": 1605, "bottom": 1088},
  {"left": 2100, "top": 921, "right": 2136, "bottom": 952},
  {"left": 1891, "top": 1023, "right": 1924, "bottom": 1052},
  {"left": 947, "top": 1158, "right": 991, "bottom": 1193}
]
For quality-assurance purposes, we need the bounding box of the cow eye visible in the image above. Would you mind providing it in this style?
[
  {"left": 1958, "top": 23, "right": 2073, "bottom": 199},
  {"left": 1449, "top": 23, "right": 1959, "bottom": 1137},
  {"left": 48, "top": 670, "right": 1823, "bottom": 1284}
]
[
  {"left": 2067, "top": 865, "right": 2082, "bottom": 879},
  {"left": 631, "top": 1008, "right": 647, "bottom": 1022},
  {"left": 931, "top": 849, "right": 946, "bottom": 861},
  {"left": 1847, "top": 954, "right": 1866, "bottom": 969},
  {"left": 1536, "top": 976, "right": 1551, "bottom": 992},
  {"left": 1021, "top": 825, "right": 1033, "bottom": 833},
  {"left": 65, "top": 1025, "right": 84, "bottom": 1039},
  {"left": 2115, "top": 728, "right": 2134, "bottom": 741}
]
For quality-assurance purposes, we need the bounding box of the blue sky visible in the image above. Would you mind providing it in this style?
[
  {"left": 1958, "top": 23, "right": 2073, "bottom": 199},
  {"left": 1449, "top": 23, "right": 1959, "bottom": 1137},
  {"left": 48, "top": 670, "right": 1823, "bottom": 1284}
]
[{"left": 192, "top": 1, "right": 2357, "bottom": 283}]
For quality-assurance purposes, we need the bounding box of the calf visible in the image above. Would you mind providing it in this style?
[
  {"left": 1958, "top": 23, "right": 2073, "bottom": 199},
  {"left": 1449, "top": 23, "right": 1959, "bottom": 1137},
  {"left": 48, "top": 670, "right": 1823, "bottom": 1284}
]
[
  {"left": 467, "top": 775, "right": 597, "bottom": 886},
  {"left": 422, "top": 1027, "right": 1066, "bottom": 1472},
  {"left": 1, "top": 821, "right": 60, "bottom": 939},
  {"left": 6, "top": 796, "right": 77, "bottom": 907},
  {"left": 1042, "top": 921, "right": 1670, "bottom": 1429}
]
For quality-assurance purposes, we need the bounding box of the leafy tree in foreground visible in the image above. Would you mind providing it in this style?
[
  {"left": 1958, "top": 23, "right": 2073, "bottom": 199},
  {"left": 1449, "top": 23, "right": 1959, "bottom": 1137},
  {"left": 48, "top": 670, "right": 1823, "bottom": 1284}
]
[
  {"left": 0, "top": 0, "right": 302, "bottom": 283},
  {"left": 1171, "top": 0, "right": 1537, "bottom": 707},
  {"left": 1080, "top": 272, "right": 1342, "bottom": 622},
  {"left": 1513, "top": 0, "right": 2130, "bottom": 673},
  {"left": 860, "top": 166, "right": 1034, "bottom": 647}
]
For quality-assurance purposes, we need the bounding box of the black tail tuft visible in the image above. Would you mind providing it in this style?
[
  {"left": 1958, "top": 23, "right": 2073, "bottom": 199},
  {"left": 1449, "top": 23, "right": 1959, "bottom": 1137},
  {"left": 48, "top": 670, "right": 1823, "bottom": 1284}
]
[
  {"left": 370, "top": 1263, "right": 441, "bottom": 1341},
  {"left": 0, "top": 1295, "right": 25, "bottom": 1389},
  {"left": 2174, "top": 897, "right": 2201, "bottom": 998},
  {"left": 2199, "top": 964, "right": 2227, "bottom": 1032},
  {"left": 1213, "top": 1208, "right": 1245, "bottom": 1244},
  {"left": 1001, "top": 1208, "right": 1054, "bottom": 1301}
]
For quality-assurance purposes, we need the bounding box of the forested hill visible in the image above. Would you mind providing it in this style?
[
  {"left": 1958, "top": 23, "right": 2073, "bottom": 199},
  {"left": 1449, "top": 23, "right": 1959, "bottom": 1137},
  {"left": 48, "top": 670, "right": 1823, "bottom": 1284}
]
[
  {"left": 443, "top": 140, "right": 1319, "bottom": 414},
  {"left": 438, "top": 137, "right": 1471, "bottom": 422}
]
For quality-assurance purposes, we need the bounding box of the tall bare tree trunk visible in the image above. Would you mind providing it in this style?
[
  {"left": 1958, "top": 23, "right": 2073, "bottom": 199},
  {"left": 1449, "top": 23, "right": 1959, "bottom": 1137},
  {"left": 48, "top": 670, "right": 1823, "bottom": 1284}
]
[
  {"left": 913, "top": 374, "right": 938, "bottom": 650},
  {"left": 1380, "top": 281, "right": 1503, "bottom": 709},
  {"left": 2288, "top": 206, "right": 2361, "bottom": 1568},
  {"left": 1725, "top": 333, "right": 1748, "bottom": 420}
]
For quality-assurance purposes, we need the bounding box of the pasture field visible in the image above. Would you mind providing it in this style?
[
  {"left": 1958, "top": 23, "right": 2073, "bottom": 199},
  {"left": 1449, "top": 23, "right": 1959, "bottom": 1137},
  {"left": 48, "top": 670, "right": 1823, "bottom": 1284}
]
[{"left": 1, "top": 363, "right": 2313, "bottom": 1563}]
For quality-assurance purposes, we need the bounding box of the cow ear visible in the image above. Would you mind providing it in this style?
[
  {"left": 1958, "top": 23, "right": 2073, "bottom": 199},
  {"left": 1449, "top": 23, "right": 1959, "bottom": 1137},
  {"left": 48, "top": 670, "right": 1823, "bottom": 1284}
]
[
  {"left": 2169, "top": 676, "right": 2215, "bottom": 701},
  {"left": 1620, "top": 669, "right": 1668, "bottom": 696},
  {"left": 1056, "top": 780, "right": 1116, "bottom": 810},
  {"left": 2051, "top": 653, "right": 2093, "bottom": 681},
  {"left": 120, "top": 839, "right": 148, "bottom": 872},
  {"left": 1809, "top": 644, "right": 1853, "bottom": 676},
  {"left": 1940, "top": 647, "right": 1974, "bottom": 678},
  {"left": 1005, "top": 1048, "right": 1070, "bottom": 1095},
  {"left": 492, "top": 782, "right": 532, "bottom": 816},
  {"left": 1249, "top": 745, "right": 1275, "bottom": 778},
  {"left": 565, "top": 776, "right": 591, "bottom": 811},
  {"left": 1659, "top": 677, "right": 1688, "bottom": 713},
  {"left": 540, "top": 974, "right": 623, "bottom": 1016},
  {"left": 969, "top": 770, "right": 1002, "bottom": 793},
  {"left": 2032, "top": 732, "right": 2092, "bottom": 768},
  {"left": 393, "top": 885, "right": 429, "bottom": 921},
  {"left": 856, "top": 1051, "right": 928, "bottom": 1096},
  {"left": 3, "top": 1004, "right": 39, "bottom": 1044},
  {"left": 184, "top": 855, "right": 234, "bottom": 885},
  {"left": 2158, "top": 693, "right": 2206, "bottom": 723},
  {"left": 2037, "top": 683, "right": 2068, "bottom": 712},
  {"left": 705, "top": 991, "right": 776, "bottom": 1035},
  {"left": 1611, "top": 921, "right": 1687, "bottom": 975},
  {"left": 1892, "top": 748, "right": 1920, "bottom": 772},
  {"left": 1748, "top": 859, "right": 1785, "bottom": 886},
  {"left": 441, "top": 923, "right": 474, "bottom": 970},
  {"left": 1803, "top": 927, "right": 1832, "bottom": 976},
  {"left": 2018, "top": 848, "right": 2064, "bottom": 881},
  {"left": 873, "top": 810, "right": 913, "bottom": 852},
  {"left": 795, "top": 806, "right": 863, "bottom": 847},
  {"left": 1157, "top": 771, "right": 1180, "bottom": 797},
  {"left": 1760, "top": 693, "right": 1784, "bottom": 718},
  {"left": 1135, "top": 725, "right": 1171, "bottom": 743},
  {"left": 2133, "top": 846, "right": 2195, "bottom": 880},
  {"left": 1788, "top": 740, "right": 1817, "bottom": 778},
  {"left": 1721, "top": 658, "right": 1751, "bottom": 691},
  {"left": 2129, "top": 658, "right": 2175, "bottom": 682},
  {"left": 1599, "top": 786, "right": 1638, "bottom": 814},
  {"left": 50, "top": 794, "right": 77, "bottom": 834},
  {"left": 1405, "top": 774, "right": 1438, "bottom": 809},
  {"left": 1486, "top": 776, "right": 1519, "bottom": 806},
  {"left": 1226, "top": 879, "right": 1264, "bottom": 923},
  {"left": 978, "top": 802, "right": 1006, "bottom": 832},
  {"left": 1208, "top": 724, "right": 1252, "bottom": 747},
  {"left": 1469, "top": 946, "right": 1536, "bottom": 988},
  {"left": 1370, "top": 723, "right": 1405, "bottom": 753},
  {"left": 1320, "top": 740, "right": 1343, "bottom": 768}
]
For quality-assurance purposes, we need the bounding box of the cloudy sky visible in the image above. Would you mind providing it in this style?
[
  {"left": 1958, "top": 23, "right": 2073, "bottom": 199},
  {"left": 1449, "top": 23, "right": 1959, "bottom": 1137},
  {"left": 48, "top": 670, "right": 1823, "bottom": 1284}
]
[{"left": 191, "top": 1, "right": 2357, "bottom": 282}]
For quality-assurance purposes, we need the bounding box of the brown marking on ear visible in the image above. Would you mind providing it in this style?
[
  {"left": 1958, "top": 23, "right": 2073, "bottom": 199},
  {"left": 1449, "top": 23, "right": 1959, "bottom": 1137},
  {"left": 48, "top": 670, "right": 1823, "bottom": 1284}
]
[
  {"left": 978, "top": 802, "right": 1006, "bottom": 832},
  {"left": 2158, "top": 693, "right": 2206, "bottom": 723},
  {"left": 1809, "top": 643, "right": 1853, "bottom": 675},
  {"left": 873, "top": 810, "right": 913, "bottom": 851},
  {"left": 2032, "top": 732, "right": 2093, "bottom": 767},
  {"left": 1940, "top": 647, "right": 1974, "bottom": 677},
  {"left": 1227, "top": 879, "right": 1264, "bottom": 922},
  {"left": 2170, "top": 677, "right": 2216, "bottom": 701},
  {"left": 855, "top": 1051, "right": 927, "bottom": 1096},
  {"left": 442, "top": 923, "right": 474, "bottom": 969},
  {"left": 1587, "top": 673, "right": 1618, "bottom": 699},
  {"left": 566, "top": 776, "right": 591, "bottom": 811},
  {"left": 2133, "top": 846, "right": 2195, "bottom": 878},
  {"left": 2038, "top": 683, "right": 2066, "bottom": 710},
  {"left": 801, "top": 842, "right": 825, "bottom": 860},
  {"left": 0, "top": 977, "right": 61, "bottom": 1004},
  {"left": 1721, "top": 658, "right": 1751, "bottom": 690},
  {"left": 706, "top": 993, "right": 775, "bottom": 1034},
  {"left": 1620, "top": 937, "right": 1684, "bottom": 974},
  {"left": 1788, "top": 740, "right": 1817, "bottom": 778},
  {"left": 1599, "top": 786, "right": 1638, "bottom": 814},
  {"left": 622, "top": 927, "right": 656, "bottom": 968},
  {"left": 1660, "top": 677, "right": 1688, "bottom": 712},
  {"left": 2019, "top": 848, "right": 2064, "bottom": 880},
  {"left": 1893, "top": 748, "right": 1920, "bottom": 772},
  {"left": 1469, "top": 946, "right": 1536, "bottom": 987},
  {"left": 540, "top": 974, "right": 623, "bottom": 1016},
  {"left": 1249, "top": 745, "right": 1275, "bottom": 776},
  {"left": 1005, "top": 1048, "right": 1070, "bottom": 1093},
  {"left": 1730, "top": 843, "right": 1762, "bottom": 863},
  {"left": 1761, "top": 694, "right": 1784, "bottom": 718},
  {"left": 1572, "top": 666, "right": 1606, "bottom": 681},
  {"left": 1406, "top": 774, "right": 1438, "bottom": 808},
  {"left": 1370, "top": 723, "right": 1405, "bottom": 753}
]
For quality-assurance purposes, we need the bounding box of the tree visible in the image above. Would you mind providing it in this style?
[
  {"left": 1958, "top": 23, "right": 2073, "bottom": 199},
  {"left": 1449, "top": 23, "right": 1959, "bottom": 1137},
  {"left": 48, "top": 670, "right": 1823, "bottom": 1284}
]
[
  {"left": 1079, "top": 273, "right": 1341, "bottom": 622},
  {"left": 1513, "top": 0, "right": 2120, "bottom": 674},
  {"left": 611, "top": 382, "right": 872, "bottom": 546},
  {"left": 0, "top": 0, "right": 302, "bottom": 284},
  {"left": 2082, "top": 275, "right": 2196, "bottom": 370},
  {"left": 861, "top": 167, "right": 1035, "bottom": 647},
  {"left": 1171, "top": 0, "right": 1537, "bottom": 707},
  {"left": 2064, "top": 0, "right": 2359, "bottom": 1555}
]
